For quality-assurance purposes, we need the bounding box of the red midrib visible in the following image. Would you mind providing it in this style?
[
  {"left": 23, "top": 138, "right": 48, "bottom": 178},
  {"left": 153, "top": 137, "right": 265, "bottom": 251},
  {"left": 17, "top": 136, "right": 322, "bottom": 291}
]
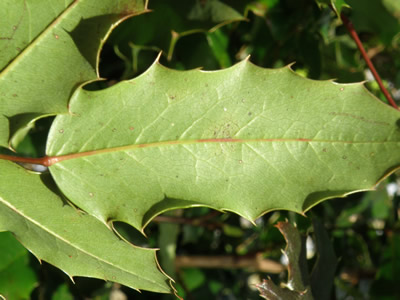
[{"left": 0, "top": 137, "right": 397, "bottom": 166}]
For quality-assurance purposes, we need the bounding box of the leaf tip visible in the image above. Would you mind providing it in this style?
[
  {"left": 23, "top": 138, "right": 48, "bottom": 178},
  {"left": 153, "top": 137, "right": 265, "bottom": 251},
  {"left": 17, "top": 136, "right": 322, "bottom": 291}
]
[
  {"left": 66, "top": 273, "right": 75, "bottom": 284},
  {"left": 155, "top": 51, "right": 163, "bottom": 64},
  {"left": 286, "top": 62, "right": 296, "bottom": 69}
]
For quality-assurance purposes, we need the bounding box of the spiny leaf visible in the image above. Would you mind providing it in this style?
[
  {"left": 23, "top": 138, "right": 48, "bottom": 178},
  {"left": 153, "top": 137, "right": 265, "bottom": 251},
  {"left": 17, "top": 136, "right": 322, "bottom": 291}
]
[
  {"left": 45, "top": 60, "right": 400, "bottom": 232},
  {"left": 258, "top": 220, "right": 338, "bottom": 299},
  {"left": 0, "top": 160, "right": 173, "bottom": 294},
  {"left": 257, "top": 278, "right": 306, "bottom": 300},
  {"left": 257, "top": 222, "right": 312, "bottom": 299},
  {"left": 275, "top": 222, "right": 310, "bottom": 294},
  {"left": 0, "top": 0, "right": 147, "bottom": 148}
]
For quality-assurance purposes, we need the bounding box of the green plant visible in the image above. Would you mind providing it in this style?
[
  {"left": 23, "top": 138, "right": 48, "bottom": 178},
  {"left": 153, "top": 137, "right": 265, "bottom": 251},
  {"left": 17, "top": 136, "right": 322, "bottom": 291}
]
[{"left": 1, "top": 0, "right": 399, "bottom": 299}]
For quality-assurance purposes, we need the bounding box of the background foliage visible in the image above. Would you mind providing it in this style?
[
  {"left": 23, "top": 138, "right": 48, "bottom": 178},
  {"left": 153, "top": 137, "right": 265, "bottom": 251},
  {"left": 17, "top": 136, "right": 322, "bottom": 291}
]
[{"left": 1, "top": 0, "right": 400, "bottom": 299}]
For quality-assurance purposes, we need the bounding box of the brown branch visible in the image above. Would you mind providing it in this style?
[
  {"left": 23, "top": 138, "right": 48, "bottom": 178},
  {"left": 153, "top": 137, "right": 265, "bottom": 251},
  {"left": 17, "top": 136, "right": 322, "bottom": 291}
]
[
  {"left": 341, "top": 13, "right": 399, "bottom": 110},
  {"left": 175, "top": 253, "right": 284, "bottom": 273}
]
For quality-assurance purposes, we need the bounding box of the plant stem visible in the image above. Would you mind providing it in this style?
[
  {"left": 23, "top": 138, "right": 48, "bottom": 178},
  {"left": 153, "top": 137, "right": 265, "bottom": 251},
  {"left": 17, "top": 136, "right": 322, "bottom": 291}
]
[
  {"left": 175, "top": 253, "right": 284, "bottom": 273},
  {"left": 341, "top": 13, "right": 399, "bottom": 110},
  {"left": 0, "top": 154, "right": 51, "bottom": 166}
]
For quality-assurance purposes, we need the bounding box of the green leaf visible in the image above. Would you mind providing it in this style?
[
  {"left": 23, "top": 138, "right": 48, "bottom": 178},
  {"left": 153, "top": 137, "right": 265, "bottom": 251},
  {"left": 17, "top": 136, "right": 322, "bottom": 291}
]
[
  {"left": 0, "top": 0, "right": 147, "bottom": 148},
  {"left": 158, "top": 211, "right": 181, "bottom": 279},
  {"left": 346, "top": 0, "right": 400, "bottom": 45},
  {"left": 315, "top": 0, "right": 350, "bottom": 18},
  {"left": 207, "top": 29, "right": 232, "bottom": 68},
  {"left": 276, "top": 222, "right": 311, "bottom": 296},
  {"left": 0, "top": 232, "right": 37, "bottom": 300},
  {"left": 108, "top": 0, "right": 245, "bottom": 74},
  {"left": 51, "top": 284, "right": 74, "bottom": 300},
  {"left": 310, "top": 218, "right": 337, "bottom": 300},
  {"left": 257, "top": 221, "right": 312, "bottom": 299},
  {"left": 0, "top": 160, "right": 172, "bottom": 294},
  {"left": 46, "top": 60, "right": 400, "bottom": 232},
  {"left": 258, "top": 278, "right": 306, "bottom": 300}
]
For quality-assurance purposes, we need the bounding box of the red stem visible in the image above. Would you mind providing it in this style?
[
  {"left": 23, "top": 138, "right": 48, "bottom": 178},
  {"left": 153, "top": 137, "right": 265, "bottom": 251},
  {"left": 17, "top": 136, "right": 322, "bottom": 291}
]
[
  {"left": 0, "top": 154, "right": 52, "bottom": 166},
  {"left": 341, "top": 13, "right": 399, "bottom": 110}
]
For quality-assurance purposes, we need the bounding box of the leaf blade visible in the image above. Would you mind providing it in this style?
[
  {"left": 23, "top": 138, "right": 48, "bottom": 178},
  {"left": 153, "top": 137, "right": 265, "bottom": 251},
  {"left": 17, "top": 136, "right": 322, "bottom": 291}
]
[
  {"left": 0, "top": 0, "right": 147, "bottom": 147},
  {"left": 0, "top": 160, "right": 172, "bottom": 294},
  {"left": 46, "top": 61, "right": 400, "bottom": 231}
]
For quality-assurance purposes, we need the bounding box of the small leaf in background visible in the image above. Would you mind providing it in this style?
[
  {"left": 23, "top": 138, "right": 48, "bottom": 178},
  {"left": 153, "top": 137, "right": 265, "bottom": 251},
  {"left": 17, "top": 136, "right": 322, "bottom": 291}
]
[
  {"left": 257, "top": 279, "right": 307, "bottom": 300},
  {"left": 0, "top": 232, "right": 37, "bottom": 300},
  {"left": 315, "top": 0, "right": 350, "bottom": 18},
  {"left": 222, "top": 224, "right": 244, "bottom": 238},
  {"left": 346, "top": 0, "right": 400, "bottom": 45},
  {"left": 370, "top": 234, "right": 400, "bottom": 298},
  {"left": 104, "top": 0, "right": 247, "bottom": 79},
  {"left": 181, "top": 268, "right": 206, "bottom": 291},
  {"left": 207, "top": 29, "right": 232, "bottom": 68},
  {"left": 382, "top": 0, "right": 400, "bottom": 20},
  {"left": 51, "top": 284, "right": 74, "bottom": 300},
  {"left": 258, "top": 219, "right": 337, "bottom": 299},
  {"left": 310, "top": 218, "right": 338, "bottom": 300},
  {"left": 158, "top": 210, "right": 181, "bottom": 279},
  {"left": 275, "top": 222, "right": 310, "bottom": 294},
  {"left": 257, "top": 222, "right": 312, "bottom": 299}
]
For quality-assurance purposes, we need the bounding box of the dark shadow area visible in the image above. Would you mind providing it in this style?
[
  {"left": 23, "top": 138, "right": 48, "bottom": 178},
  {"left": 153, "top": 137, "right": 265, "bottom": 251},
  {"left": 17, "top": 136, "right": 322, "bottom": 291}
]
[
  {"left": 39, "top": 172, "right": 67, "bottom": 203},
  {"left": 303, "top": 189, "right": 355, "bottom": 212},
  {"left": 112, "top": 221, "right": 149, "bottom": 246},
  {"left": 8, "top": 114, "right": 54, "bottom": 157},
  {"left": 69, "top": 15, "right": 128, "bottom": 70},
  {"left": 143, "top": 197, "right": 211, "bottom": 229}
]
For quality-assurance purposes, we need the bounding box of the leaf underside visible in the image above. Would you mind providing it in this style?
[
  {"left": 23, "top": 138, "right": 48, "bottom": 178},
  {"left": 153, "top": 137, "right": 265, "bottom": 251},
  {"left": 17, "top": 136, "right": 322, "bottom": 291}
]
[
  {"left": 46, "top": 60, "right": 400, "bottom": 232},
  {"left": 0, "top": 160, "right": 172, "bottom": 294},
  {"left": 0, "top": 0, "right": 147, "bottom": 147}
]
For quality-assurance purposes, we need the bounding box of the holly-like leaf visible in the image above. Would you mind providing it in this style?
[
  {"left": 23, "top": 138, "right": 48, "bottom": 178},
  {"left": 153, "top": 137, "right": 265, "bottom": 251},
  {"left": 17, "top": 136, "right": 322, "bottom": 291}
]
[
  {"left": 0, "top": 160, "right": 173, "bottom": 294},
  {"left": 44, "top": 60, "right": 400, "bottom": 232},
  {"left": 0, "top": 0, "right": 147, "bottom": 148},
  {"left": 276, "top": 222, "right": 310, "bottom": 294},
  {"left": 257, "top": 221, "right": 312, "bottom": 299}
]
